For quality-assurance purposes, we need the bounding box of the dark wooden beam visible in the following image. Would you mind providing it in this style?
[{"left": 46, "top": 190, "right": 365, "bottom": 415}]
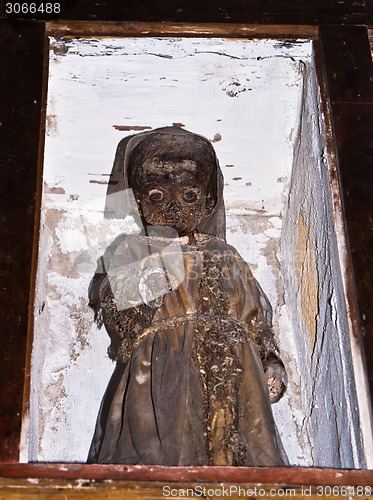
[
  {"left": 50, "top": 0, "right": 370, "bottom": 25},
  {"left": 2, "top": 0, "right": 370, "bottom": 25},
  {"left": 319, "top": 24, "right": 373, "bottom": 402},
  {"left": 0, "top": 19, "right": 46, "bottom": 462},
  {"left": 45, "top": 20, "right": 318, "bottom": 38},
  {"left": 0, "top": 463, "right": 373, "bottom": 485}
]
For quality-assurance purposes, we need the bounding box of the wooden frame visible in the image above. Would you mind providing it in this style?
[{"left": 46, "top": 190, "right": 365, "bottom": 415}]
[{"left": 0, "top": 19, "right": 372, "bottom": 493}]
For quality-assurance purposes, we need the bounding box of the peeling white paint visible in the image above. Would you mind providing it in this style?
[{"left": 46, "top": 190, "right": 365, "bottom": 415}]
[{"left": 44, "top": 37, "right": 310, "bottom": 213}]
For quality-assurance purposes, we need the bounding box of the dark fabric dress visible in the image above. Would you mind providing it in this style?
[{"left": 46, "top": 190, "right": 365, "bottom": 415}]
[{"left": 87, "top": 127, "right": 289, "bottom": 466}]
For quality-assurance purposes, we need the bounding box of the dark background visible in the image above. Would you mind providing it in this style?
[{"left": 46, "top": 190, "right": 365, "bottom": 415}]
[
  {"left": 1, "top": 0, "right": 373, "bottom": 24},
  {"left": 0, "top": 0, "right": 372, "bottom": 463}
]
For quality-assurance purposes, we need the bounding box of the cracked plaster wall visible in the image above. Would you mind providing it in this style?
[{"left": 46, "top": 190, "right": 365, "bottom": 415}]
[{"left": 281, "top": 56, "right": 366, "bottom": 468}]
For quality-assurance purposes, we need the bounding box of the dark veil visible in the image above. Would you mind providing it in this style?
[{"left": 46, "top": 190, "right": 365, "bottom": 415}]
[{"left": 104, "top": 126, "right": 226, "bottom": 240}]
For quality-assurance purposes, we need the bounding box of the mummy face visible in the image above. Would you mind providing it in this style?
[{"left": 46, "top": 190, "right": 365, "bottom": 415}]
[{"left": 130, "top": 158, "right": 215, "bottom": 236}]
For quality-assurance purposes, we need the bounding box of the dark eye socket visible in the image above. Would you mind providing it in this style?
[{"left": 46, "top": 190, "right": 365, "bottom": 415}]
[
  {"left": 183, "top": 190, "right": 198, "bottom": 202},
  {"left": 149, "top": 189, "right": 163, "bottom": 202}
]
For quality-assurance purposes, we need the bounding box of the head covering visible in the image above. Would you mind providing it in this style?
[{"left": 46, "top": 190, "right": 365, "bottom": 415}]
[{"left": 105, "top": 126, "right": 226, "bottom": 241}]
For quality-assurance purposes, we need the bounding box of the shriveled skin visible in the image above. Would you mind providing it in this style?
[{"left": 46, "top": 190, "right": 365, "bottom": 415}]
[{"left": 130, "top": 159, "right": 216, "bottom": 236}]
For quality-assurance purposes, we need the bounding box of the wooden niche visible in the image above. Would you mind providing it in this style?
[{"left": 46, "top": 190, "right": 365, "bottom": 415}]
[{"left": 0, "top": 21, "right": 372, "bottom": 498}]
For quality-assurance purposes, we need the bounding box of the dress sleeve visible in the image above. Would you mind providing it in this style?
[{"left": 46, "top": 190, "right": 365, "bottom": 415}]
[
  {"left": 88, "top": 237, "right": 158, "bottom": 362},
  {"left": 103, "top": 282, "right": 157, "bottom": 362},
  {"left": 249, "top": 275, "right": 288, "bottom": 403},
  {"left": 219, "top": 245, "right": 287, "bottom": 402}
]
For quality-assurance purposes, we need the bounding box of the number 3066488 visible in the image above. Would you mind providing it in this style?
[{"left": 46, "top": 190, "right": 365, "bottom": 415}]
[{"left": 6, "top": 3, "right": 61, "bottom": 14}]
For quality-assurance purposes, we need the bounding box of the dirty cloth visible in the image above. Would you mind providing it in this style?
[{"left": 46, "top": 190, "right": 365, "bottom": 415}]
[
  {"left": 87, "top": 234, "right": 288, "bottom": 466},
  {"left": 87, "top": 127, "right": 288, "bottom": 466}
]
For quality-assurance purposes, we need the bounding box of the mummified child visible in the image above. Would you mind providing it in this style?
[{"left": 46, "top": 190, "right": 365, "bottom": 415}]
[{"left": 88, "top": 127, "right": 288, "bottom": 466}]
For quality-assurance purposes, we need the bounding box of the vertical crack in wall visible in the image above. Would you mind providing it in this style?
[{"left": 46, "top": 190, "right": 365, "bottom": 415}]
[{"left": 296, "top": 212, "right": 320, "bottom": 465}]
